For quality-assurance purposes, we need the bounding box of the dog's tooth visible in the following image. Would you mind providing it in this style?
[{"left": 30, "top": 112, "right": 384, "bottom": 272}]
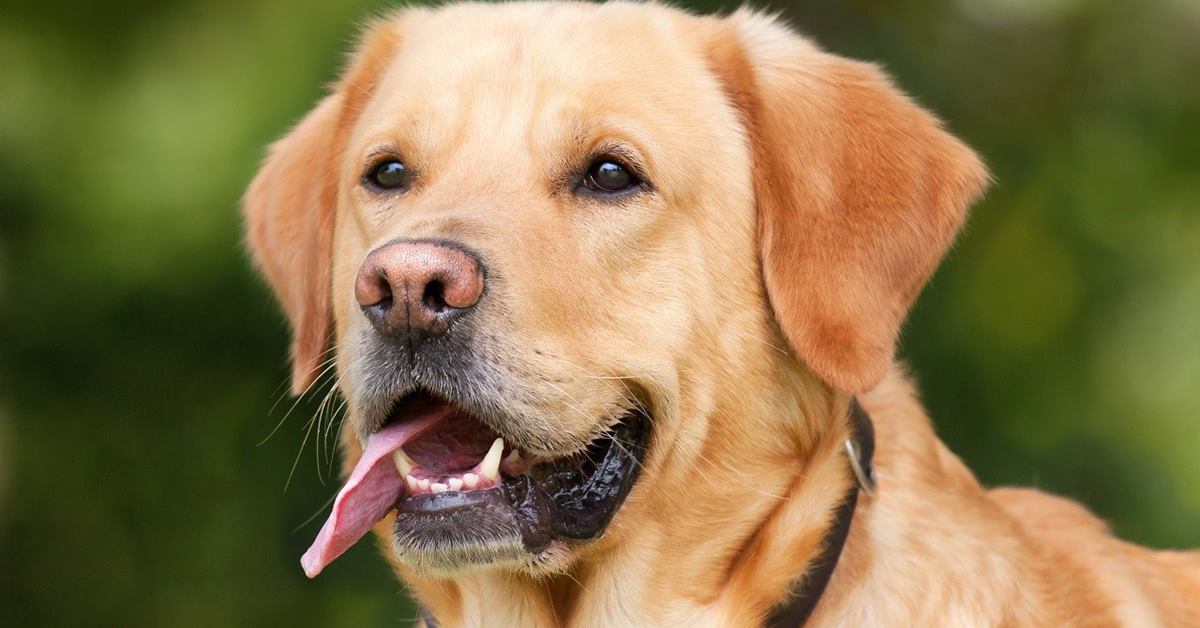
[
  {"left": 418, "top": 479, "right": 431, "bottom": 491},
  {"left": 405, "top": 475, "right": 419, "bottom": 492},
  {"left": 448, "top": 477, "right": 463, "bottom": 491},
  {"left": 431, "top": 482, "right": 448, "bottom": 494},
  {"left": 463, "top": 473, "right": 479, "bottom": 489},
  {"left": 392, "top": 448, "right": 417, "bottom": 476},
  {"left": 504, "top": 449, "right": 520, "bottom": 463},
  {"left": 480, "top": 438, "right": 504, "bottom": 481}
]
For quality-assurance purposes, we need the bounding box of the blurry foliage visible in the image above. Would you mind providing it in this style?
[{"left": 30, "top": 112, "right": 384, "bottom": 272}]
[{"left": 1, "top": 0, "right": 1198, "bottom": 625}]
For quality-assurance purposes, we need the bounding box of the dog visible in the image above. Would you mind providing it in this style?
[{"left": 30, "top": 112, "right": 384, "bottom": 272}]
[{"left": 243, "top": 2, "right": 1200, "bottom": 625}]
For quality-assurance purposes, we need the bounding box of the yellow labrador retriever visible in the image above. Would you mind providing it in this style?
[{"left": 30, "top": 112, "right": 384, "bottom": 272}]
[{"left": 244, "top": 2, "right": 1200, "bottom": 625}]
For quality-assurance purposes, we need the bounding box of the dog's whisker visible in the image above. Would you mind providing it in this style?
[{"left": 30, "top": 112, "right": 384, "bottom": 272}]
[
  {"left": 686, "top": 447, "right": 788, "bottom": 501},
  {"left": 258, "top": 353, "right": 339, "bottom": 445},
  {"left": 518, "top": 350, "right": 630, "bottom": 381},
  {"left": 608, "top": 438, "right": 649, "bottom": 475},
  {"left": 323, "top": 396, "right": 349, "bottom": 473},
  {"left": 543, "top": 582, "right": 561, "bottom": 625},
  {"left": 561, "top": 569, "right": 593, "bottom": 597},
  {"left": 311, "top": 384, "right": 342, "bottom": 484},
  {"left": 266, "top": 345, "right": 337, "bottom": 413},
  {"left": 538, "top": 380, "right": 597, "bottom": 425},
  {"left": 284, "top": 405, "right": 321, "bottom": 494}
]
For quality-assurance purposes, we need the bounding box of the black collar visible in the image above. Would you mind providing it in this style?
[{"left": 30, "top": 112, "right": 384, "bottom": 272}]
[
  {"left": 765, "top": 397, "right": 876, "bottom": 627},
  {"left": 418, "top": 399, "right": 876, "bottom": 628}
]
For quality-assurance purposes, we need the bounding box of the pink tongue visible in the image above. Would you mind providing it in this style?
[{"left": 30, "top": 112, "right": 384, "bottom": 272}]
[{"left": 300, "top": 408, "right": 449, "bottom": 578}]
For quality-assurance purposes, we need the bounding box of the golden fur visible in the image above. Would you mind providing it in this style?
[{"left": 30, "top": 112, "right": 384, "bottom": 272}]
[{"left": 244, "top": 2, "right": 1200, "bottom": 625}]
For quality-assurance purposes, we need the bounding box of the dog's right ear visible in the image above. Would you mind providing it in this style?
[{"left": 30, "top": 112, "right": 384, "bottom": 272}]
[
  {"left": 704, "top": 11, "right": 988, "bottom": 393},
  {"left": 243, "top": 22, "right": 400, "bottom": 395}
]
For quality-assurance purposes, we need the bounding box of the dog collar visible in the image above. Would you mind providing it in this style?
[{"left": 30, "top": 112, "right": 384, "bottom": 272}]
[
  {"left": 765, "top": 397, "right": 876, "bottom": 627},
  {"left": 417, "top": 399, "right": 876, "bottom": 628}
]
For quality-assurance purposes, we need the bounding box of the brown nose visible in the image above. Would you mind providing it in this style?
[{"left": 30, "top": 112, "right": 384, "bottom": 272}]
[{"left": 354, "top": 240, "right": 485, "bottom": 343}]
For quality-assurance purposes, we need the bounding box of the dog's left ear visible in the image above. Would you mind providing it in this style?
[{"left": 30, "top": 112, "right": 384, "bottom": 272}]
[
  {"left": 244, "top": 94, "right": 342, "bottom": 396},
  {"left": 706, "top": 11, "right": 990, "bottom": 393},
  {"left": 244, "top": 22, "right": 400, "bottom": 395}
]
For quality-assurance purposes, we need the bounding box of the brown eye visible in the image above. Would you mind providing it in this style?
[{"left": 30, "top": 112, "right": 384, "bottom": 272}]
[
  {"left": 366, "top": 159, "right": 409, "bottom": 190},
  {"left": 583, "top": 159, "right": 640, "bottom": 194}
]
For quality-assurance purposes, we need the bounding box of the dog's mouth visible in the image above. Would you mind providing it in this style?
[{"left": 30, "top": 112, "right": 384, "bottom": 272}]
[{"left": 301, "top": 389, "right": 649, "bottom": 577}]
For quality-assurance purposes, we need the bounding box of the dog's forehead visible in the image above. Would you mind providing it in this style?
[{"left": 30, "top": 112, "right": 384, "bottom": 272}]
[
  {"left": 353, "top": 4, "right": 718, "bottom": 155},
  {"left": 392, "top": 3, "right": 693, "bottom": 85}
]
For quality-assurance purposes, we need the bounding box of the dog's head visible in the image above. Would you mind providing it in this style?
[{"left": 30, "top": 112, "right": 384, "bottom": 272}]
[{"left": 245, "top": 2, "right": 986, "bottom": 578}]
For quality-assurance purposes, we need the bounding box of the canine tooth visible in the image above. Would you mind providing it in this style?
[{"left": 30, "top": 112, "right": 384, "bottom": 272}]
[
  {"left": 480, "top": 438, "right": 504, "bottom": 481},
  {"left": 448, "top": 478, "right": 463, "bottom": 491},
  {"left": 431, "top": 482, "right": 448, "bottom": 493},
  {"left": 418, "top": 479, "right": 431, "bottom": 491},
  {"left": 463, "top": 473, "right": 479, "bottom": 489},
  {"left": 406, "top": 475, "right": 418, "bottom": 492},
  {"left": 392, "top": 448, "right": 416, "bottom": 476},
  {"left": 504, "top": 449, "right": 520, "bottom": 463}
]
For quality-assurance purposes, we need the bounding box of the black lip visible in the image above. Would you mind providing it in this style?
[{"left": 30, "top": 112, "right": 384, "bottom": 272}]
[
  {"left": 530, "top": 409, "right": 649, "bottom": 540},
  {"left": 392, "top": 410, "right": 650, "bottom": 563}
]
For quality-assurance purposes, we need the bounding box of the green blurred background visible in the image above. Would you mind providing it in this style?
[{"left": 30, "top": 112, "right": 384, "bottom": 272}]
[{"left": 1, "top": 0, "right": 1198, "bottom": 625}]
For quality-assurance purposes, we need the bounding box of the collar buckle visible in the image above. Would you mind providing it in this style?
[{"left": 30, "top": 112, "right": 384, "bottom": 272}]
[{"left": 844, "top": 438, "right": 876, "bottom": 498}]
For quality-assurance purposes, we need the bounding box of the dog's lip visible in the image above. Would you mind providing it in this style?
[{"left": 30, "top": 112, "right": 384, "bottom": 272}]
[
  {"left": 388, "top": 391, "right": 638, "bottom": 504},
  {"left": 301, "top": 385, "right": 649, "bottom": 577},
  {"left": 363, "top": 387, "right": 517, "bottom": 451},
  {"left": 368, "top": 386, "right": 594, "bottom": 460},
  {"left": 390, "top": 408, "right": 650, "bottom": 565}
]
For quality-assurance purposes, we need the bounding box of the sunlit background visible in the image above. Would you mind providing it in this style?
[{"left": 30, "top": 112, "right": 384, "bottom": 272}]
[{"left": 2, "top": 0, "right": 1198, "bottom": 625}]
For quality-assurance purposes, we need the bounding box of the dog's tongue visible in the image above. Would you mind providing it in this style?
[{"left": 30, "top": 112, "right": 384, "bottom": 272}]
[{"left": 300, "top": 409, "right": 447, "bottom": 578}]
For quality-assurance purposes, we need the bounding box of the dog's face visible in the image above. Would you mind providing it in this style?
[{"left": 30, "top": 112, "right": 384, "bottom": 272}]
[{"left": 246, "top": 2, "right": 986, "bottom": 577}]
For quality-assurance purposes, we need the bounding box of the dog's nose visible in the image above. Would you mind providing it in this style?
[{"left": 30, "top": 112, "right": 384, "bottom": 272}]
[{"left": 355, "top": 240, "right": 484, "bottom": 342}]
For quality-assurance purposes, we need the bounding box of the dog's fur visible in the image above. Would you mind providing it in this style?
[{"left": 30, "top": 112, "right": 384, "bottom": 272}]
[{"left": 244, "top": 3, "right": 1200, "bottom": 625}]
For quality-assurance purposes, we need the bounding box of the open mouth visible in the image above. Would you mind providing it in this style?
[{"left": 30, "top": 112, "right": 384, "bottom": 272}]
[{"left": 301, "top": 390, "right": 649, "bottom": 576}]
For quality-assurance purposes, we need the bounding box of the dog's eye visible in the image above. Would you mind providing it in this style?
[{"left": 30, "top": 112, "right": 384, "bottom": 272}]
[
  {"left": 582, "top": 159, "right": 640, "bottom": 194},
  {"left": 365, "top": 159, "right": 410, "bottom": 191}
]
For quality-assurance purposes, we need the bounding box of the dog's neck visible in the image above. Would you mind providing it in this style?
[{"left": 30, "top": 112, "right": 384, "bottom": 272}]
[{"left": 402, "top": 365, "right": 864, "bottom": 627}]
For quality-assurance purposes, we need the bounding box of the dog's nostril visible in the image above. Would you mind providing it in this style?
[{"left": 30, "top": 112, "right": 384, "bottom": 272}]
[
  {"left": 355, "top": 267, "right": 396, "bottom": 310},
  {"left": 372, "top": 277, "right": 394, "bottom": 309},
  {"left": 423, "top": 280, "right": 447, "bottom": 312}
]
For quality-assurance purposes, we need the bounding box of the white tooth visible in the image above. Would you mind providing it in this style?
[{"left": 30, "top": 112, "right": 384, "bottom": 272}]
[
  {"left": 406, "top": 475, "right": 418, "bottom": 492},
  {"left": 431, "top": 482, "right": 448, "bottom": 493},
  {"left": 418, "top": 479, "right": 431, "bottom": 491},
  {"left": 480, "top": 438, "right": 504, "bottom": 481},
  {"left": 392, "top": 448, "right": 416, "bottom": 476},
  {"left": 448, "top": 478, "right": 463, "bottom": 491},
  {"left": 463, "top": 473, "right": 479, "bottom": 489}
]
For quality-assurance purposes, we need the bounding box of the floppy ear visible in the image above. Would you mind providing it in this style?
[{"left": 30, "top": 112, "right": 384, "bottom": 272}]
[
  {"left": 244, "top": 22, "right": 400, "bottom": 395},
  {"left": 244, "top": 95, "right": 340, "bottom": 395},
  {"left": 708, "top": 11, "right": 989, "bottom": 393}
]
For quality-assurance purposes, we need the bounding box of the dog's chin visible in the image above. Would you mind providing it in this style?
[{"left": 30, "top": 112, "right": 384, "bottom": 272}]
[
  {"left": 382, "top": 395, "right": 650, "bottom": 575},
  {"left": 389, "top": 495, "right": 572, "bottom": 576}
]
